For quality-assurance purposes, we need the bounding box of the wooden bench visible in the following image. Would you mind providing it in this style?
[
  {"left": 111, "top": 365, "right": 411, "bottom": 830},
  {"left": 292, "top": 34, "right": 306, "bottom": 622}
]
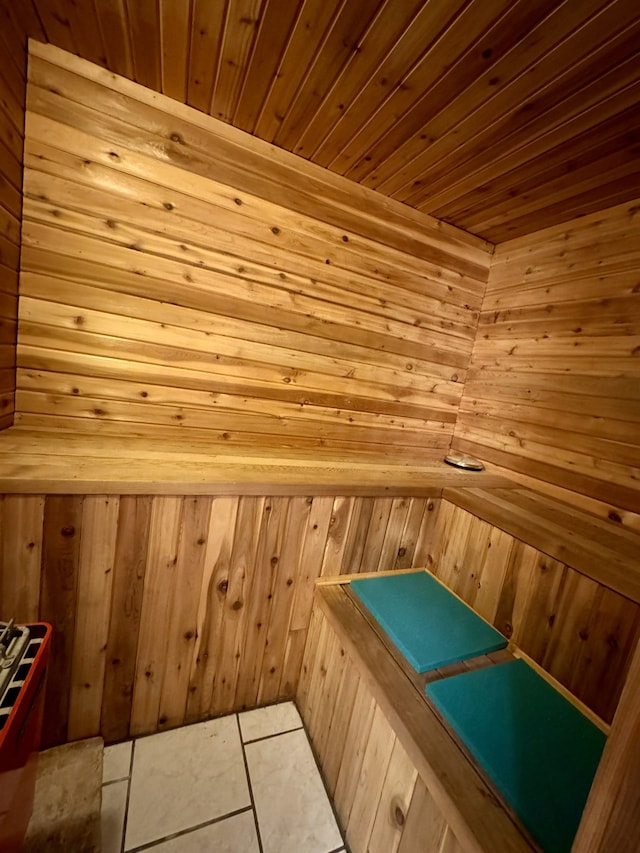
[
  {"left": 299, "top": 580, "right": 539, "bottom": 853},
  {"left": 300, "top": 574, "right": 638, "bottom": 853},
  {"left": 0, "top": 426, "right": 513, "bottom": 495}
]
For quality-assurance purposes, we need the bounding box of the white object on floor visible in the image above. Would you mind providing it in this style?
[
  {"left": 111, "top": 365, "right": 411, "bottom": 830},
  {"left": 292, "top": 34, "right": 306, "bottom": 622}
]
[
  {"left": 124, "top": 715, "right": 250, "bottom": 850},
  {"left": 239, "top": 701, "right": 302, "bottom": 742},
  {"left": 245, "top": 727, "right": 343, "bottom": 853}
]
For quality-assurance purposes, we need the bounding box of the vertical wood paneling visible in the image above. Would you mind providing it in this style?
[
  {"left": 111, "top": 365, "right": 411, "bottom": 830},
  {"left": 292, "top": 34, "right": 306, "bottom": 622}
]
[
  {"left": 233, "top": 496, "right": 290, "bottom": 709},
  {"left": 92, "top": 0, "right": 133, "bottom": 78},
  {"left": 101, "top": 495, "right": 152, "bottom": 742},
  {"left": 257, "top": 495, "right": 309, "bottom": 705},
  {"left": 0, "top": 490, "right": 437, "bottom": 746},
  {"left": 397, "top": 779, "right": 447, "bottom": 853},
  {"left": 298, "top": 603, "right": 468, "bottom": 853},
  {"left": 159, "top": 0, "right": 191, "bottom": 102},
  {"left": 157, "top": 495, "right": 212, "bottom": 728},
  {"left": 428, "top": 500, "right": 640, "bottom": 723},
  {"left": 185, "top": 495, "right": 239, "bottom": 723},
  {"left": 333, "top": 681, "right": 377, "bottom": 832},
  {"left": 0, "top": 494, "right": 43, "bottom": 620},
  {"left": 0, "top": 486, "right": 440, "bottom": 744},
  {"left": 368, "top": 736, "right": 418, "bottom": 853},
  {"left": 1, "top": 486, "right": 635, "bottom": 751},
  {"left": 207, "top": 495, "right": 264, "bottom": 717},
  {"left": 130, "top": 496, "right": 182, "bottom": 734},
  {"left": 454, "top": 199, "right": 640, "bottom": 513},
  {"left": 39, "top": 494, "right": 83, "bottom": 748},
  {"left": 346, "top": 704, "right": 396, "bottom": 853},
  {"left": 573, "top": 637, "right": 640, "bottom": 853},
  {"left": 67, "top": 495, "right": 119, "bottom": 740}
]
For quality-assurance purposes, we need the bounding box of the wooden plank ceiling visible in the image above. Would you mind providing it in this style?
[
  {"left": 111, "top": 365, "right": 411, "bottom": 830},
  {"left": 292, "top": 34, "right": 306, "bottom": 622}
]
[{"left": 3, "top": 0, "right": 640, "bottom": 242}]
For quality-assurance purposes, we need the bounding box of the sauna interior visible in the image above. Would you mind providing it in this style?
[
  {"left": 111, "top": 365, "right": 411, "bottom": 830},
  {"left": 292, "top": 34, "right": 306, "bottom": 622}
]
[{"left": 0, "top": 2, "right": 638, "bottom": 852}]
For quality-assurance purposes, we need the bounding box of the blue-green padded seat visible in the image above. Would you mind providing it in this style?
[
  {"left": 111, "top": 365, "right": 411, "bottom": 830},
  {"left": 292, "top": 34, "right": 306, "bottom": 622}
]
[
  {"left": 426, "top": 659, "right": 606, "bottom": 853},
  {"left": 349, "top": 570, "right": 507, "bottom": 672}
]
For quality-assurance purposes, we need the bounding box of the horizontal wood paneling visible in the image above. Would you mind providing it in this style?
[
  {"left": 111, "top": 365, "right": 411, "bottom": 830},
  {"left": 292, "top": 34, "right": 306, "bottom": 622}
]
[
  {"left": 0, "top": 4, "right": 26, "bottom": 430},
  {"left": 17, "top": 42, "right": 490, "bottom": 460},
  {"left": 3, "top": 1, "right": 639, "bottom": 239},
  {"left": 0, "top": 491, "right": 437, "bottom": 746},
  {"left": 453, "top": 199, "right": 640, "bottom": 513},
  {"left": 427, "top": 500, "right": 640, "bottom": 723}
]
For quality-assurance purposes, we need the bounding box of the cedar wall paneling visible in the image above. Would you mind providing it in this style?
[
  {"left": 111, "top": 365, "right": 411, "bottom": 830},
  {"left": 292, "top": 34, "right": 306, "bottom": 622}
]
[
  {"left": 298, "top": 603, "right": 468, "bottom": 853},
  {"left": 16, "top": 42, "right": 491, "bottom": 462},
  {"left": 3, "top": 1, "right": 639, "bottom": 240},
  {"left": 0, "top": 492, "right": 440, "bottom": 747},
  {"left": 1, "top": 489, "right": 635, "bottom": 747},
  {"left": 0, "top": 8, "right": 27, "bottom": 429},
  {"left": 428, "top": 500, "right": 640, "bottom": 724},
  {"left": 453, "top": 199, "right": 640, "bottom": 512}
]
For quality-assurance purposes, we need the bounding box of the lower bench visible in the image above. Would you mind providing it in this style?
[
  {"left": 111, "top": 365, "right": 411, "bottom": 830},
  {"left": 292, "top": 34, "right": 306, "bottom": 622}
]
[{"left": 297, "top": 575, "right": 607, "bottom": 853}]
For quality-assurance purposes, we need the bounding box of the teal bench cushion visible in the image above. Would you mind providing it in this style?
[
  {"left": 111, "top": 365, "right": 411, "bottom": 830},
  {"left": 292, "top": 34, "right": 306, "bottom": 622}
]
[
  {"left": 349, "top": 571, "right": 507, "bottom": 672},
  {"left": 426, "top": 659, "right": 606, "bottom": 853}
]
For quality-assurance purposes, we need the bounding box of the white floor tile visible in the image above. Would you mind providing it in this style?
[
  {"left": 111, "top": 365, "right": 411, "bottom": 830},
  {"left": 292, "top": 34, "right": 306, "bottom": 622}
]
[
  {"left": 246, "top": 728, "right": 343, "bottom": 853},
  {"left": 101, "top": 779, "right": 128, "bottom": 853},
  {"left": 103, "top": 741, "right": 132, "bottom": 783},
  {"left": 145, "top": 810, "right": 260, "bottom": 853},
  {"left": 239, "top": 701, "right": 302, "bottom": 742},
  {"left": 124, "top": 716, "right": 250, "bottom": 851}
]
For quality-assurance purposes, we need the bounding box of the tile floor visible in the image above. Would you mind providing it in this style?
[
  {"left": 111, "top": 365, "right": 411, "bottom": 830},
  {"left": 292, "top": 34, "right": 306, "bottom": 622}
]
[{"left": 101, "top": 702, "right": 346, "bottom": 853}]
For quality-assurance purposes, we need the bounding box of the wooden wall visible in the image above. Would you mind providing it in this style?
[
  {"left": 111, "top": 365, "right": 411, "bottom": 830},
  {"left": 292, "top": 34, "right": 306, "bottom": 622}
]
[
  {"left": 0, "top": 8, "right": 27, "bottom": 429},
  {"left": 0, "top": 491, "right": 440, "bottom": 747},
  {"left": 453, "top": 200, "right": 640, "bottom": 512},
  {"left": 1, "top": 485, "right": 635, "bottom": 745},
  {"left": 2, "top": 1, "right": 639, "bottom": 241},
  {"left": 298, "top": 603, "right": 468, "bottom": 853},
  {"left": 428, "top": 500, "right": 640, "bottom": 724},
  {"left": 16, "top": 41, "right": 490, "bottom": 461}
]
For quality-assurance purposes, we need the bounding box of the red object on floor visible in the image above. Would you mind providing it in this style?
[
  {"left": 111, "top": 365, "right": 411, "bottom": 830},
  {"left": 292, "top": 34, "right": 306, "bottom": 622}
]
[{"left": 0, "top": 623, "right": 52, "bottom": 853}]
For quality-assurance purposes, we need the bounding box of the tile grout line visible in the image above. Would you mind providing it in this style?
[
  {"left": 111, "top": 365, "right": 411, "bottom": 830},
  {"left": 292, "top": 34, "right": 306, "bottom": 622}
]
[
  {"left": 236, "top": 713, "right": 265, "bottom": 853},
  {"left": 118, "top": 739, "right": 136, "bottom": 853},
  {"left": 242, "top": 723, "right": 304, "bottom": 745},
  {"left": 105, "top": 705, "right": 340, "bottom": 853},
  {"left": 124, "top": 806, "right": 255, "bottom": 853},
  {"left": 292, "top": 699, "right": 349, "bottom": 853}
]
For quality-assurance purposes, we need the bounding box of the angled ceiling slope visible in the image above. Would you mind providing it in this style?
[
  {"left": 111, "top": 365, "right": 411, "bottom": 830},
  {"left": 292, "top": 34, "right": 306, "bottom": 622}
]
[{"left": 3, "top": 0, "right": 640, "bottom": 243}]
